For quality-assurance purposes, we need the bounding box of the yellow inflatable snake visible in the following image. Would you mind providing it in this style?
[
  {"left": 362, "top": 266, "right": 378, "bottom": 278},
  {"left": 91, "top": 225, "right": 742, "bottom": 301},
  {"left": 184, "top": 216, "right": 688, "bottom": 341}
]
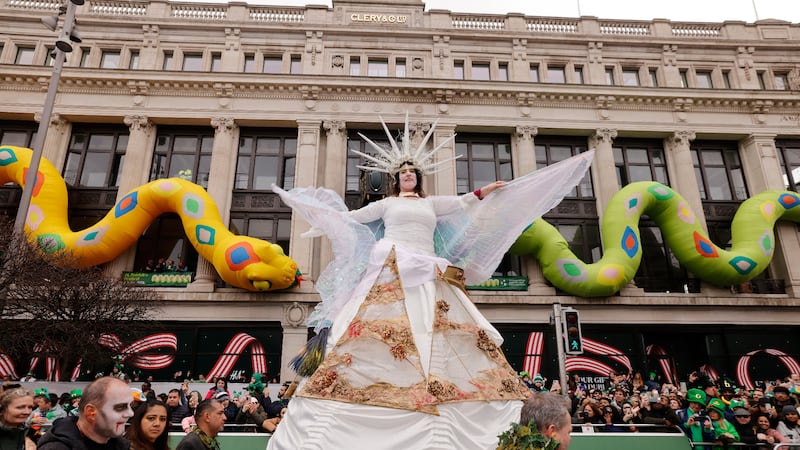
[{"left": 0, "top": 146, "right": 299, "bottom": 291}]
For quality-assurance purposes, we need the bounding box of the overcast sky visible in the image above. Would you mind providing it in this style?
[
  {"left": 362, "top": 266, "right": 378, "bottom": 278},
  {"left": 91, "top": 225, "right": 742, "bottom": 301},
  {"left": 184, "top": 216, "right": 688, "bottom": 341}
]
[{"left": 215, "top": 0, "right": 800, "bottom": 23}]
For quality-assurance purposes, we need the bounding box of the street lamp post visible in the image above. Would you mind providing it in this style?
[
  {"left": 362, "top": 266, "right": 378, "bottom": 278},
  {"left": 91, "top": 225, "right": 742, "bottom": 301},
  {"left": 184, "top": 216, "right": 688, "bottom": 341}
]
[{"left": 12, "top": 0, "right": 81, "bottom": 237}]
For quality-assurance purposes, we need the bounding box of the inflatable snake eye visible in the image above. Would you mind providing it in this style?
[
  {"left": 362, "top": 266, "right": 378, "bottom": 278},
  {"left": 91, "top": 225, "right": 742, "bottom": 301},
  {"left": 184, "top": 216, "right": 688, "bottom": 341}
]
[{"left": 0, "top": 146, "right": 301, "bottom": 292}]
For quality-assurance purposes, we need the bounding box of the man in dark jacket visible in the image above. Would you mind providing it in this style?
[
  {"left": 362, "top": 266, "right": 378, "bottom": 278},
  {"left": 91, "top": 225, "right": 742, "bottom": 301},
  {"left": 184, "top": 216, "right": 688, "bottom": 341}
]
[{"left": 37, "top": 377, "right": 133, "bottom": 450}]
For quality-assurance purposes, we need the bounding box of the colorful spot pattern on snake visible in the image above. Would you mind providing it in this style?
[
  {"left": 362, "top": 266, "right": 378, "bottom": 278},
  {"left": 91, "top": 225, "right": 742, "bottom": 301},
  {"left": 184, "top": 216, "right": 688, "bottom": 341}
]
[
  {"left": 693, "top": 232, "right": 719, "bottom": 258},
  {"left": 625, "top": 193, "right": 642, "bottom": 218},
  {"left": 195, "top": 225, "right": 216, "bottom": 246},
  {"left": 778, "top": 193, "right": 800, "bottom": 209},
  {"left": 556, "top": 258, "right": 588, "bottom": 283},
  {"left": 182, "top": 193, "right": 204, "bottom": 220},
  {"left": 226, "top": 242, "right": 259, "bottom": 271},
  {"left": 78, "top": 226, "right": 109, "bottom": 247},
  {"left": 677, "top": 202, "right": 695, "bottom": 225},
  {"left": 648, "top": 184, "right": 674, "bottom": 200},
  {"left": 115, "top": 192, "right": 138, "bottom": 218},
  {"left": 621, "top": 226, "right": 639, "bottom": 259},
  {"left": 729, "top": 256, "right": 757, "bottom": 275},
  {"left": 597, "top": 264, "right": 626, "bottom": 286},
  {"left": 0, "top": 148, "right": 18, "bottom": 166},
  {"left": 758, "top": 230, "right": 774, "bottom": 257}
]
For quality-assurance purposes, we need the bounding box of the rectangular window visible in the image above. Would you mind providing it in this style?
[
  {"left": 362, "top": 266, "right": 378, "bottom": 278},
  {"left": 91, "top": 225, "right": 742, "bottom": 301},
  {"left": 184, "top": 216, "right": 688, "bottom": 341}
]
[
  {"left": 210, "top": 53, "right": 222, "bottom": 72},
  {"left": 774, "top": 73, "right": 788, "bottom": 90},
  {"left": 15, "top": 46, "right": 35, "bottom": 65},
  {"left": 235, "top": 130, "right": 297, "bottom": 191},
  {"left": 757, "top": 71, "right": 766, "bottom": 89},
  {"left": 622, "top": 69, "right": 639, "bottom": 86},
  {"left": 129, "top": 50, "right": 140, "bottom": 70},
  {"left": 368, "top": 59, "right": 389, "bottom": 77},
  {"left": 573, "top": 65, "right": 584, "bottom": 84},
  {"left": 162, "top": 51, "right": 174, "bottom": 70},
  {"left": 722, "top": 70, "right": 731, "bottom": 89},
  {"left": 290, "top": 56, "right": 301, "bottom": 74},
  {"left": 64, "top": 128, "right": 129, "bottom": 188},
  {"left": 350, "top": 57, "right": 361, "bottom": 76},
  {"left": 648, "top": 68, "right": 658, "bottom": 87},
  {"left": 547, "top": 66, "right": 566, "bottom": 83},
  {"left": 100, "top": 50, "right": 121, "bottom": 69},
  {"left": 395, "top": 58, "right": 406, "bottom": 77},
  {"left": 182, "top": 53, "right": 203, "bottom": 71},
  {"left": 695, "top": 71, "right": 712, "bottom": 88},
  {"left": 454, "top": 61, "right": 465, "bottom": 80},
  {"left": 679, "top": 69, "right": 688, "bottom": 88},
  {"left": 530, "top": 63, "right": 539, "bottom": 82},
  {"left": 604, "top": 67, "right": 615, "bottom": 85},
  {"left": 44, "top": 47, "right": 55, "bottom": 67},
  {"left": 498, "top": 62, "right": 509, "bottom": 81},
  {"left": 262, "top": 56, "right": 282, "bottom": 74},
  {"left": 243, "top": 54, "right": 255, "bottom": 73},
  {"left": 472, "top": 62, "right": 490, "bottom": 81},
  {"left": 79, "top": 47, "right": 91, "bottom": 67}
]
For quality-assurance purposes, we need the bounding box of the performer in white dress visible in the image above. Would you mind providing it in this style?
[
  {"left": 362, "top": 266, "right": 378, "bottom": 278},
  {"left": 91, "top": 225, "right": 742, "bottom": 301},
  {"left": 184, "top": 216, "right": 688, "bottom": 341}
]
[{"left": 270, "top": 116, "right": 594, "bottom": 450}]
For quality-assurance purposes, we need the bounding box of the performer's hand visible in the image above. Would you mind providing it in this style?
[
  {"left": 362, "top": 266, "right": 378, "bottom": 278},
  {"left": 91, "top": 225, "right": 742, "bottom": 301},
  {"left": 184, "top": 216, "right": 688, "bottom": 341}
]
[{"left": 477, "top": 181, "right": 506, "bottom": 199}]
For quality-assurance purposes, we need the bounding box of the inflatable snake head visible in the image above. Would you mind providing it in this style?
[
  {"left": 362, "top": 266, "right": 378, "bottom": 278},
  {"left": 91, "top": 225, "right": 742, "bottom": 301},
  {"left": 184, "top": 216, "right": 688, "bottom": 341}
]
[{"left": 215, "top": 236, "right": 299, "bottom": 291}]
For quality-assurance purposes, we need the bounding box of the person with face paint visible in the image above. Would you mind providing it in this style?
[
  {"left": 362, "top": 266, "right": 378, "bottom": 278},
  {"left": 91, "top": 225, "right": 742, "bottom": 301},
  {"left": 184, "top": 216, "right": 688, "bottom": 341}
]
[
  {"left": 124, "top": 399, "right": 170, "bottom": 450},
  {"left": 37, "top": 377, "right": 134, "bottom": 450},
  {"left": 0, "top": 386, "right": 35, "bottom": 450}
]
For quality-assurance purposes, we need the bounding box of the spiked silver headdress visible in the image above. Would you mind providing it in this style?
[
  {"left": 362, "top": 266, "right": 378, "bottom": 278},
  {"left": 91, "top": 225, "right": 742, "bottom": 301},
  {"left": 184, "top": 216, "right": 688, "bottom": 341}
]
[{"left": 350, "top": 113, "right": 460, "bottom": 175}]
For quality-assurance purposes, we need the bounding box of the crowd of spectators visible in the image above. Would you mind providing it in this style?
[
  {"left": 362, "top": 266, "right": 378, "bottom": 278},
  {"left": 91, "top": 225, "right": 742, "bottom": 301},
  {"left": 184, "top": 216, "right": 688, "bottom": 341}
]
[
  {"left": 0, "top": 371, "right": 293, "bottom": 450},
  {"left": 521, "top": 369, "right": 800, "bottom": 448}
]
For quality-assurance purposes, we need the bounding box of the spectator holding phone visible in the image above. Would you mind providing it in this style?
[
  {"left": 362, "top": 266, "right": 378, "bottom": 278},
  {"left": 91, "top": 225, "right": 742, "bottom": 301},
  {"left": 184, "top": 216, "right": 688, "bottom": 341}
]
[
  {"left": 755, "top": 413, "right": 788, "bottom": 447},
  {"left": 680, "top": 389, "right": 715, "bottom": 450}
]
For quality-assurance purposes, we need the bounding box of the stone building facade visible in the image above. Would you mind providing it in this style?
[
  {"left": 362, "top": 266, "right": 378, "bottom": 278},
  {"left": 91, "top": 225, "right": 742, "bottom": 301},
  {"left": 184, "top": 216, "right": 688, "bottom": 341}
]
[{"left": 1, "top": 0, "right": 799, "bottom": 384}]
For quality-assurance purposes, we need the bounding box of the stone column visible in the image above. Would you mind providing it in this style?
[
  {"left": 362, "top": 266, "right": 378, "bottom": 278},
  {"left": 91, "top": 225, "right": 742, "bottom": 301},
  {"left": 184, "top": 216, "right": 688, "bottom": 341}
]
[
  {"left": 36, "top": 113, "right": 71, "bottom": 171},
  {"left": 315, "top": 119, "right": 347, "bottom": 278},
  {"left": 663, "top": 130, "right": 705, "bottom": 231},
  {"left": 588, "top": 128, "right": 618, "bottom": 219},
  {"left": 740, "top": 135, "right": 800, "bottom": 294},
  {"left": 512, "top": 125, "right": 550, "bottom": 293},
  {"left": 513, "top": 125, "right": 537, "bottom": 174},
  {"left": 103, "top": 115, "right": 157, "bottom": 277},
  {"left": 290, "top": 120, "right": 322, "bottom": 278},
  {"left": 280, "top": 302, "right": 310, "bottom": 382},
  {"left": 188, "top": 116, "right": 238, "bottom": 292},
  {"left": 322, "top": 120, "right": 347, "bottom": 194},
  {"left": 430, "top": 122, "right": 457, "bottom": 195}
]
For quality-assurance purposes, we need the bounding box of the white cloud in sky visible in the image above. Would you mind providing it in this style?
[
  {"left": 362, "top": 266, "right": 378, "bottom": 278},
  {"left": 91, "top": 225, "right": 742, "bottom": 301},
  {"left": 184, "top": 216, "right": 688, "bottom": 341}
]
[{"left": 201, "top": 0, "right": 800, "bottom": 23}]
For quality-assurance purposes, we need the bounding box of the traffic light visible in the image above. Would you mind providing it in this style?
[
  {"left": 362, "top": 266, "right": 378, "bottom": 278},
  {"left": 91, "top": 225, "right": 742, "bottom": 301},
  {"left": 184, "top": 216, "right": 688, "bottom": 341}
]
[{"left": 562, "top": 309, "right": 583, "bottom": 355}]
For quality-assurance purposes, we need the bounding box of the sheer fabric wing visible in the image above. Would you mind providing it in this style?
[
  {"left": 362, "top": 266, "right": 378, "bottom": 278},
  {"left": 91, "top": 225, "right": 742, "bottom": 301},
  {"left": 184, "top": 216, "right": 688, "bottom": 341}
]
[
  {"left": 272, "top": 185, "right": 377, "bottom": 332},
  {"left": 437, "top": 150, "right": 595, "bottom": 285}
]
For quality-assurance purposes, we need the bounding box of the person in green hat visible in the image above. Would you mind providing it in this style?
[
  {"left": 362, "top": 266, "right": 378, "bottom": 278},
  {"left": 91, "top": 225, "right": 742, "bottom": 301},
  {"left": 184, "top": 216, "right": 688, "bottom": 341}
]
[
  {"left": 678, "top": 388, "right": 714, "bottom": 450},
  {"left": 706, "top": 397, "right": 740, "bottom": 449}
]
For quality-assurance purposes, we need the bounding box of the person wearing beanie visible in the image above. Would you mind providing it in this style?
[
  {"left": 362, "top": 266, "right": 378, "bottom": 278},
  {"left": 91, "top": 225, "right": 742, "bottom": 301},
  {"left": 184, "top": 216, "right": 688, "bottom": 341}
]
[
  {"left": 776, "top": 404, "right": 800, "bottom": 442},
  {"left": 531, "top": 374, "right": 547, "bottom": 393},
  {"left": 706, "top": 398, "right": 740, "bottom": 449},
  {"left": 729, "top": 400, "right": 758, "bottom": 445}
]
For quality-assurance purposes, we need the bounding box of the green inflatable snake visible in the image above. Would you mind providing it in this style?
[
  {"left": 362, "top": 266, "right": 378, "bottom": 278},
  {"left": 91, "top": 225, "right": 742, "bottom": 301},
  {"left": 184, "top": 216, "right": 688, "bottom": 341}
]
[{"left": 510, "top": 181, "right": 800, "bottom": 297}]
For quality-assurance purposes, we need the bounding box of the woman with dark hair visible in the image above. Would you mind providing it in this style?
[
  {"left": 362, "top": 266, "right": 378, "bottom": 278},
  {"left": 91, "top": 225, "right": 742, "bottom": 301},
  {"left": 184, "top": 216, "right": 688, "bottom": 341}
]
[
  {"left": 125, "top": 399, "right": 170, "bottom": 450},
  {"left": 270, "top": 115, "right": 593, "bottom": 449},
  {"left": 203, "top": 378, "right": 229, "bottom": 400},
  {"left": 0, "top": 386, "right": 34, "bottom": 450}
]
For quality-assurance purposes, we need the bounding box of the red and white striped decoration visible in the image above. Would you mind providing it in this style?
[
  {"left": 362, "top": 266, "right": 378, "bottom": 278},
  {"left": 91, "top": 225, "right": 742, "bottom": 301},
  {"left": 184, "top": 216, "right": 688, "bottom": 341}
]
[
  {"left": 566, "top": 356, "right": 615, "bottom": 376},
  {"left": 28, "top": 344, "right": 61, "bottom": 381},
  {"left": 699, "top": 364, "right": 719, "bottom": 382},
  {"left": 522, "top": 332, "right": 544, "bottom": 376},
  {"left": 736, "top": 348, "right": 800, "bottom": 390},
  {"left": 0, "top": 353, "right": 19, "bottom": 379},
  {"left": 646, "top": 344, "right": 676, "bottom": 385},
  {"left": 205, "top": 333, "right": 267, "bottom": 380},
  {"left": 568, "top": 337, "right": 632, "bottom": 375}
]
